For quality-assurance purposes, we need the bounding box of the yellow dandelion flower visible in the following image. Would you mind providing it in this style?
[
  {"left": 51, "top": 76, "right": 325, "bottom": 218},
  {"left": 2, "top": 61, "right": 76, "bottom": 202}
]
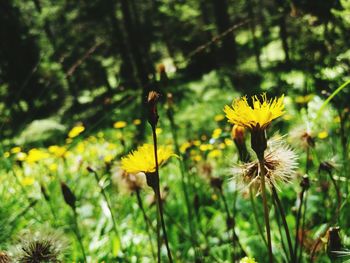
[
  {"left": 212, "top": 128, "right": 222, "bottom": 139},
  {"left": 214, "top": 114, "right": 225, "bottom": 122},
  {"left": 104, "top": 154, "right": 114, "bottom": 163},
  {"left": 133, "top": 119, "right": 141, "bottom": 125},
  {"left": 68, "top": 125, "right": 85, "bottom": 138},
  {"left": 318, "top": 131, "right": 328, "bottom": 139},
  {"left": 11, "top": 146, "right": 21, "bottom": 154},
  {"left": 21, "top": 176, "right": 35, "bottom": 186},
  {"left": 224, "top": 94, "right": 285, "bottom": 130},
  {"left": 121, "top": 144, "right": 174, "bottom": 174},
  {"left": 180, "top": 142, "right": 191, "bottom": 153},
  {"left": 113, "top": 121, "right": 127, "bottom": 129},
  {"left": 240, "top": 257, "right": 258, "bottom": 263},
  {"left": 26, "top": 149, "right": 50, "bottom": 163},
  {"left": 208, "top": 149, "right": 222, "bottom": 158},
  {"left": 48, "top": 145, "right": 67, "bottom": 158},
  {"left": 49, "top": 163, "right": 58, "bottom": 172},
  {"left": 3, "top": 151, "right": 10, "bottom": 158},
  {"left": 156, "top": 128, "right": 162, "bottom": 135},
  {"left": 225, "top": 138, "right": 233, "bottom": 146}
]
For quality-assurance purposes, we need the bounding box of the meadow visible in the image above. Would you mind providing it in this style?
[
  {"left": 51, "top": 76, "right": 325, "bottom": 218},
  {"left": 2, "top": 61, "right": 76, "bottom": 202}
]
[{"left": 1, "top": 0, "right": 350, "bottom": 262}]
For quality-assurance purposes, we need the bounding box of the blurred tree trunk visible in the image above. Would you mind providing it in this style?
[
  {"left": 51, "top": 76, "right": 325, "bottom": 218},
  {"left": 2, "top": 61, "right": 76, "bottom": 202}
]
[
  {"left": 246, "top": 0, "right": 262, "bottom": 70},
  {"left": 212, "top": 0, "right": 237, "bottom": 65},
  {"left": 275, "top": 0, "right": 290, "bottom": 65},
  {"left": 106, "top": 0, "right": 136, "bottom": 88},
  {"left": 120, "top": 0, "right": 154, "bottom": 142}
]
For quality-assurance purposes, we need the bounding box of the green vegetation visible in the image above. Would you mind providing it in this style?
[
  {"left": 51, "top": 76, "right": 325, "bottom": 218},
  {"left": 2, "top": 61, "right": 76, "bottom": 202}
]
[{"left": 0, "top": 0, "right": 349, "bottom": 262}]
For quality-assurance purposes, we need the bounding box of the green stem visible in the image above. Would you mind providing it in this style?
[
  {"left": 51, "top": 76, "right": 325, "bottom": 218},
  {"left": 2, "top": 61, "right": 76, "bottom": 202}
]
[
  {"left": 136, "top": 189, "right": 157, "bottom": 261},
  {"left": 259, "top": 158, "right": 273, "bottom": 263},
  {"left": 271, "top": 186, "right": 294, "bottom": 262},
  {"left": 91, "top": 170, "right": 123, "bottom": 252},
  {"left": 152, "top": 126, "right": 174, "bottom": 263},
  {"left": 73, "top": 209, "right": 88, "bottom": 263},
  {"left": 298, "top": 190, "right": 308, "bottom": 263},
  {"left": 294, "top": 187, "right": 305, "bottom": 261},
  {"left": 249, "top": 186, "right": 268, "bottom": 248}
]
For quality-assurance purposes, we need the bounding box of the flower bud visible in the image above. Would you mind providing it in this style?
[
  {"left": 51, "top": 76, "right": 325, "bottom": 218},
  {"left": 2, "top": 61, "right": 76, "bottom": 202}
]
[{"left": 60, "top": 182, "right": 76, "bottom": 210}]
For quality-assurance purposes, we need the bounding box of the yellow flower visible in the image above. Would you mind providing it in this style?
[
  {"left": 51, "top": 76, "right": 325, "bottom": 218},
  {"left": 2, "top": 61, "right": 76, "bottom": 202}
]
[
  {"left": 104, "top": 154, "right": 114, "bottom": 163},
  {"left": 21, "top": 176, "right": 35, "bottom": 186},
  {"left": 48, "top": 145, "right": 67, "bottom": 158},
  {"left": 318, "top": 131, "right": 328, "bottom": 139},
  {"left": 121, "top": 144, "right": 174, "bottom": 174},
  {"left": 11, "top": 146, "right": 21, "bottom": 154},
  {"left": 156, "top": 128, "right": 162, "bottom": 135},
  {"left": 214, "top": 114, "right": 225, "bottom": 122},
  {"left": 68, "top": 125, "right": 85, "bottom": 138},
  {"left": 240, "top": 257, "right": 257, "bottom": 263},
  {"left": 26, "top": 149, "right": 50, "bottom": 163},
  {"left": 3, "top": 151, "right": 10, "bottom": 158},
  {"left": 224, "top": 94, "right": 285, "bottom": 130},
  {"left": 133, "top": 119, "right": 141, "bottom": 125},
  {"left": 208, "top": 149, "right": 222, "bottom": 158},
  {"left": 212, "top": 128, "right": 222, "bottom": 139},
  {"left": 180, "top": 142, "right": 191, "bottom": 153},
  {"left": 113, "top": 121, "right": 127, "bottom": 129},
  {"left": 49, "top": 163, "right": 58, "bottom": 172}
]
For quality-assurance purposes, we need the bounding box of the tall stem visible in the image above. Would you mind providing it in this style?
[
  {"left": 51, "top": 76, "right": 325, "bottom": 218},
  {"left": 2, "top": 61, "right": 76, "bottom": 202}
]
[
  {"left": 91, "top": 170, "right": 123, "bottom": 251},
  {"left": 249, "top": 186, "right": 268, "bottom": 248},
  {"left": 136, "top": 189, "right": 156, "bottom": 261},
  {"left": 73, "top": 209, "right": 88, "bottom": 263},
  {"left": 271, "top": 186, "right": 294, "bottom": 262},
  {"left": 294, "top": 187, "right": 305, "bottom": 261},
  {"left": 298, "top": 191, "right": 308, "bottom": 263},
  {"left": 168, "top": 111, "right": 201, "bottom": 260},
  {"left": 152, "top": 127, "right": 174, "bottom": 263},
  {"left": 258, "top": 158, "right": 273, "bottom": 263}
]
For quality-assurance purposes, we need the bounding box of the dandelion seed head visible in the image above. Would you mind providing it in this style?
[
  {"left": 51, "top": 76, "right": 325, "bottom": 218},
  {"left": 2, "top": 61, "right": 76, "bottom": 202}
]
[{"left": 231, "top": 138, "right": 298, "bottom": 192}]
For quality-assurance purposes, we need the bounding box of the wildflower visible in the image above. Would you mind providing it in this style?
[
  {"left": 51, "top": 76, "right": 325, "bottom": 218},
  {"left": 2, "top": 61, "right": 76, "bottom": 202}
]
[
  {"left": 318, "top": 131, "right": 328, "bottom": 139},
  {"left": 21, "top": 177, "right": 35, "bottom": 186},
  {"left": 113, "top": 121, "right": 127, "bottom": 129},
  {"left": 26, "top": 149, "right": 50, "bottom": 163},
  {"left": 231, "top": 125, "right": 245, "bottom": 144},
  {"left": 214, "top": 114, "right": 225, "bottom": 122},
  {"left": 240, "top": 257, "right": 258, "bottom": 263},
  {"left": 212, "top": 128, "right": 222, "bottom": 139},
  {"left": 68, "top": 125, "right": 85, "bottom": 138},
  {"left": 14, "top": 231, "right": 66, "bottom": 263},
  {"left": 60, "top": 182, "right": 76, "bottom": 210},
  {"left": 208, "top": 149, "right": 222, "bottom": 159},
  {"left": 156, "top": 128, "right": 162, "bottom": 135},
  {"left": 224, "top": 93, "right": 285, "bottom": 130},
  {"left": 48, "top": 145, "right": 67, "bottom": 158},
  {"left": 147, "top": 91, "right": 160, "bottom": 127},
  {"left": 121, "top": 144, "right": 174, "bottom": 174},
  {"left": 11, "top": 146, "right": 21, "bottom": 154},
  {"left": 231, "top": 139, "right": 298, "bottom": 191},
  {"left": 133, "top": 119, "right": 141, "bottom": 125}
]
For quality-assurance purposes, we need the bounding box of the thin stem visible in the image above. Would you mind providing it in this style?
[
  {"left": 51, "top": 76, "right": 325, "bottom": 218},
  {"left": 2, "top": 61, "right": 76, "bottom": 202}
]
[
  {"left": 298, "top": 191, "right": 308, "bottom": 263},
  {"left": 168, "top": 112, "right": 201, "bottom": 260},
  {"left": 272, "top": 198, "right": 289, "bottom": 262},
  {"left": 327, "top": 171, "right": 341, "bottom": 223},
  {"left": 249, "top": 186, "right": 268, "bottom": 248},
  {"left": 152, "top": 126, "right": 173, "bottom": 263},
  {"left": 294, "top": 187, "right": 305, "bottom": 261},
  {"left": 136, "top": 189, "right": 157, "bottom": 261},
  {"left": 219, "top": 189, "right": 236, "bottom": 262},
  {"left": 73, "top": 209, "right": 88, "bottom": 263},
  {"left": 271, "top": 186, "right": 294, "bottom": 262},
  {"left": 91, "top": 170, "right": 123, "bottom": 251},
  {"left": 258, "top": 158, "right": 273, "bottom": 263}
]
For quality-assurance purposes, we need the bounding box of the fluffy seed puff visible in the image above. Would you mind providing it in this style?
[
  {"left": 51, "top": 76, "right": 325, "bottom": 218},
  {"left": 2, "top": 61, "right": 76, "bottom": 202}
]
[{"left": 231, "top": 138, "right": 298, "bottom": 192}]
